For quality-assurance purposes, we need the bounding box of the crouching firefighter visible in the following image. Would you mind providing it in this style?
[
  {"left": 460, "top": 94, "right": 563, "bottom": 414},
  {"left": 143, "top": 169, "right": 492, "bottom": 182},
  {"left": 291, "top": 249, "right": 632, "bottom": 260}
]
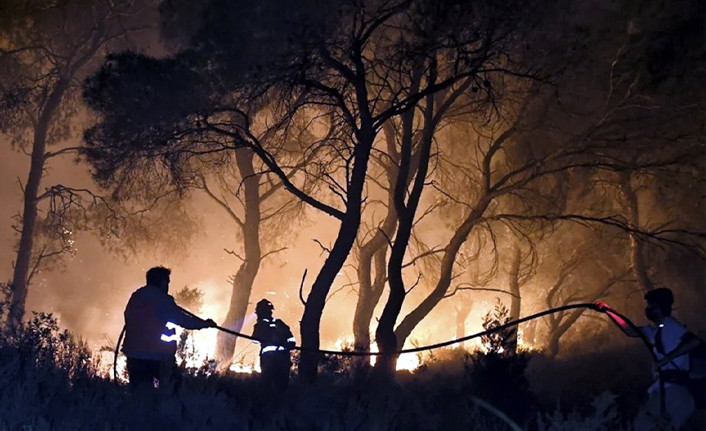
[
  {"left": 596, "top": 287, "right": 705, "bottom": 430},
  {"left": 122, "top": 266, "right": 216, "bottom": 390},
  {"left": 252, "top": 299, "right": 296, "bottom": 392}
]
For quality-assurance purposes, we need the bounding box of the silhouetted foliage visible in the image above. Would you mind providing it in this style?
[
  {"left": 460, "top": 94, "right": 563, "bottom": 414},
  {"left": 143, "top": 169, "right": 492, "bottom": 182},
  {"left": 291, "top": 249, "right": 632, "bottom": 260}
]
[
  {"left": 2, "top": 298, "right": 704, "bottom": 429},
  {"left": 174, "top": 285, "right": 204, "bottom": 314},
  {"left": 82, "top": 0, "right": 704, "bottom": 386},
  {"left": 465, "top": 301, "right": 534, "bottom": 424},
  {"left": 479, "top": 299, "right": 516, "bottom": 354}
]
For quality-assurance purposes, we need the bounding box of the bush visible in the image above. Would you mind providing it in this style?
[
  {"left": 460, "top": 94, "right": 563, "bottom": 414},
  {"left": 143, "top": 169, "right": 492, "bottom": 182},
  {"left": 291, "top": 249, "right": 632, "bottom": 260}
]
[
  {"left": 0, "top": 296, "right": 669, "bottom": 430},
  {"left": 536, "top": 392, "right": 624, "bottom": 431},
  {"left": 462, "top": 299, "right": 536, "bottom": 425},
  {"left": 527, "top": 342, "right": 651, "bottom": 421}
]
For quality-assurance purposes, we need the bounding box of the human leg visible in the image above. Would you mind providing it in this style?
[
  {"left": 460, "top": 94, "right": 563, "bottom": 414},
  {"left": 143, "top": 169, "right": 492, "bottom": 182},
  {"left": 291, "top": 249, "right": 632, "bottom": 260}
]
[
  {"left": 633, "top": 385, "right": 695, "bottom": 431},
  {"left": 157, "top": 359, "right": 182, "bottom": 393},
  {"left": 126, "top": 358, "right": 161, "bottom": 391}
]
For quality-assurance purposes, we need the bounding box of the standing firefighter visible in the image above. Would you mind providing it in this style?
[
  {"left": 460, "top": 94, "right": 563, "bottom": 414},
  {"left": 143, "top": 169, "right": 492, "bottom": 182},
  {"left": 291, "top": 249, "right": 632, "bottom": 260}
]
[
  {"left": 596, "top": 287, "right": 704, "bottom": 430},
  {"left": 253, "top": 299, "right": 296, "bottom": 392},
  {"left": 122, "top": 266, "right": 216, "bottom": 390}
]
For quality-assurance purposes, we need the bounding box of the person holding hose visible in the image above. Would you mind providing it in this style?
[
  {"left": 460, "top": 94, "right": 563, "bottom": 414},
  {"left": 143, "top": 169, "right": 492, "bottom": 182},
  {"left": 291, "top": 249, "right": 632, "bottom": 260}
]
[
  {"left": 596, "top": 287, "right": 703, "bottom": 430},
  {"left": 252, "top": 298, "right": 296, "bottom": 393},
  {"left": 122, "top": 266, "right": 217, "bottom": 390}
]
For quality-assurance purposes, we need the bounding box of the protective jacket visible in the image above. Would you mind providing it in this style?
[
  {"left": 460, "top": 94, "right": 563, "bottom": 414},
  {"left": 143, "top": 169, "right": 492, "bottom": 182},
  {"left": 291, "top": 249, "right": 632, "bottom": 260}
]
[
  {"left": 253, "top": 318, "right": 296, "bottom": 355},
  {"left": 122, "top": 284, "right": 208, "bottom": 361}
]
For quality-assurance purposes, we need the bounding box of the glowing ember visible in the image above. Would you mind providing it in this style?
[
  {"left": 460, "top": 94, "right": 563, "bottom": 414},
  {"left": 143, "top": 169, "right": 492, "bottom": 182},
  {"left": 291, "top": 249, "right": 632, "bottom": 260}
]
[
  {"left": 230, "top": 362, "right": 258, "bottom": 374},
  {"left": 395, "top": 351, "right": 421, "bottom": 372},
  {"left": 516, "top": 329, "right": 536, "bottom": 352}
]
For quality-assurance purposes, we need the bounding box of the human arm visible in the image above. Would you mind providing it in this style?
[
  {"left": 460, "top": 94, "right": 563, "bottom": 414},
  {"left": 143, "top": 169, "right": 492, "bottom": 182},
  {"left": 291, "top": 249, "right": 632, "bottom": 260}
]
[
  {"left": 158, "top": 296, "right": 214, "bottom": 330},
  {"left": 593, "top": 301, "right": 642, "bottom": 337},
  {"left": 656, "top": 332, "right": 703, "bottom": 367},
  {"left": 283, "top": 324, "right": 296, "bottom": 349},
  {"left": 252, "top": 322, "right": 264, "bottom": 344}
]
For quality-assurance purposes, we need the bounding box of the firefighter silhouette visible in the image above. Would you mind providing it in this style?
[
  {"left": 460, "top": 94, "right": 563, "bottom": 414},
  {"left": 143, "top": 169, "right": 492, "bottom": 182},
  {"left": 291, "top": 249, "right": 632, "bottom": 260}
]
[
  {"left": 597, "top": 287, "right": 704, "bottom": 430},
  {"left": 122, "top": 266, "right": 216, "bottom": 390},
  {"left": 252, "top": 299, "right": 296, "bottom": 391}
]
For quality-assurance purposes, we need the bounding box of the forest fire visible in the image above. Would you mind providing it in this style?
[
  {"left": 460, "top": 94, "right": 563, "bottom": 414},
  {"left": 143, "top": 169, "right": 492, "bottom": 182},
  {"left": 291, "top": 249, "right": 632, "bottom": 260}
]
[
  {"left": 177, "top": 329, "right": 259, "bottom": 374},
  {"left": 1, "top": 0, "right": 703, "bottom": 429}
]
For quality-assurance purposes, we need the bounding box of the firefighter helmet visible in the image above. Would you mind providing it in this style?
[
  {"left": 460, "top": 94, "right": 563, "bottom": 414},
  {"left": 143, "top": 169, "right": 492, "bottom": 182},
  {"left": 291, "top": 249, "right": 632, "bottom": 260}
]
[{"left": 255, "top": 298, "right": 274, "bottom": 316}]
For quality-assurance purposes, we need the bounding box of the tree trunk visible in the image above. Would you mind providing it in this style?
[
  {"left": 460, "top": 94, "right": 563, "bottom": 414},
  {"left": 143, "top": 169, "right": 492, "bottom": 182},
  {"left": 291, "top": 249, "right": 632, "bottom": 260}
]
[
  {"left": 545, "top": 276, "right": 620, "bottom": 358},
  {"left": 455, "top": 299, "right": 473, "bottom": 342},
  {"left": 9, "top": 134, "right": 45, "bottom": 331},
  {"left": 374, "top": 225, "right": 407, "bottom": 376},
  {"left": 546, "top": 326, "right": 561, "bottom": 358},
  {"left": 523, "top": 318, "right": 537, "bottom": 347},
  {"left": 507, "top": 244, "right": 522, "bottom": 352},
  {"left": 353, "top": 246, "right": 387, "bottom": 352},
  {"left": 394, "top": 200, "right": 491, "bottom": 347},
  {"left": 215, "top": 148, "right": 261, "bottom": 365},
  {"left": 374, "top": 84, "right": 435, "bottom": 377},
  {"left": 618, "top": 171, "right": 653, "bottom": 292},
  {"left": 545, "top": 309, "right": 583, "bottom": 358},
  {"left": 9, "top": 79, "right": 69, "bottom": 331},
  {"left": 299, "top": 128, "right": 374, "bottom": 382},
  {"left": 352, "top": 123, "right": 398, "bottom": 353}
]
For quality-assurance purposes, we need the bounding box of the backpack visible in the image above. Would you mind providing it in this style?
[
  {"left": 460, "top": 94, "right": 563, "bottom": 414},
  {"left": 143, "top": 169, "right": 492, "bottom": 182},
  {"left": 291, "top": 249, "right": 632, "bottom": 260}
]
[{"left": 273, "top": 320, "right": 294, "bottom": 348}]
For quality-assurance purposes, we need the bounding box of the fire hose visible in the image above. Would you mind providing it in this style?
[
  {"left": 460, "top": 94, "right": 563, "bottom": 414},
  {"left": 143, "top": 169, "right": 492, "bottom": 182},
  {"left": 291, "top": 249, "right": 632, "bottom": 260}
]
[
  {"left": 112, "top": 301, "right": 674, "bottom": 422},
  {"left": 113, "top": 302, "right": 667, "bottom": 418},
  {"left": 206, "top": 303, "right": 667, "bottom": 417},
  {"left": 114, "top": 302, "right": 657, "bottom": 372}
]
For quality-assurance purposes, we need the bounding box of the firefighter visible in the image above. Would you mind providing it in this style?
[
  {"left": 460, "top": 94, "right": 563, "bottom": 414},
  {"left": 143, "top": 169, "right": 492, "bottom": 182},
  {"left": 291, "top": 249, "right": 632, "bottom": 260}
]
[
  {"left": 596, "top": 287, "right": 702, "bottom": 430},
  {"left": 122, "top": 266, "right": 216, "bottom": 390},
  {"left": 252, "top": 299, "right": 296, "bottom": 392}
]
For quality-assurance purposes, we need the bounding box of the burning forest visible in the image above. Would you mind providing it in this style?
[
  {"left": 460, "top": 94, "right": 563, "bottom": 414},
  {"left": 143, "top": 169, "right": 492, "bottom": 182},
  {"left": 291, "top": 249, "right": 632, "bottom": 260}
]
[{"left": 0, "top": 0, "right": 704, "bottom": 429}]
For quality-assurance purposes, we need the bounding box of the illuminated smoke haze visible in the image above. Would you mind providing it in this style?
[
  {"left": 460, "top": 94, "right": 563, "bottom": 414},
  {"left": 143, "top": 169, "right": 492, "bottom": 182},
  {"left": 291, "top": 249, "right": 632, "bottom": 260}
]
[{"left": 1, "top": 0, "right": 703, "bottom": 373}]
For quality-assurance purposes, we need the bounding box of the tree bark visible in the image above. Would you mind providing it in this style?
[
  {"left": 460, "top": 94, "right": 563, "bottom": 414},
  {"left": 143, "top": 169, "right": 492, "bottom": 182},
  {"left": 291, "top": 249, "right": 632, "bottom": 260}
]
[
  {"left": 375, "top": 75, "right": 435, "bottom": 377},
  {"left": 299, "top": 127, "right": 375, "bottom": 381},
  {"left": 215, "top": 148, "right": 262, "bottom": 365},
  {"left": 353, "top": 121, "right": 398, "bottom": 353}
]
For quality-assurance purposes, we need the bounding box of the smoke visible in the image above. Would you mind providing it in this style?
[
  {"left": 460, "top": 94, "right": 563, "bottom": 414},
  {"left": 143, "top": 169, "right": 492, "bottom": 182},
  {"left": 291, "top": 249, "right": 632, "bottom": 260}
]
[{"left": 1, "top": 0, "right": 703, "bottom": 371}]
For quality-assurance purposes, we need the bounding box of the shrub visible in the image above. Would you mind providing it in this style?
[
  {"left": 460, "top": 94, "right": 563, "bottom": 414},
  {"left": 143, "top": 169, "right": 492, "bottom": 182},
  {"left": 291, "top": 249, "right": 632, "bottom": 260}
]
[
  {"left": 0, "top": 294, "right": 656, "bottom": 430},
  {"left": 536, "top": 392, "right": 624, "bottom": 431},
  {"left": 462, "top": 299, "right": 535, "bottom": 425}
]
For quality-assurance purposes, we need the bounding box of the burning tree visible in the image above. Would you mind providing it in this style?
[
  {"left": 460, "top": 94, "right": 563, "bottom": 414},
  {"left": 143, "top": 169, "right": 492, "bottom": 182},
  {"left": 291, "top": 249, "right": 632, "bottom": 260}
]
[
  {"left": 83, "top": 0, "right": 538, "bottom": 380},
  {"left": 83, "top": 55, "right": 318, "bottom": 366},
  {"left": 82, "top": 0, "right": 703, "bottom": 381},
  {"left": 200, "top": 131, "right": 315, "bottom": 366},
  {"left": 369, "top": 0, "right": 704, "bottom": 376}
]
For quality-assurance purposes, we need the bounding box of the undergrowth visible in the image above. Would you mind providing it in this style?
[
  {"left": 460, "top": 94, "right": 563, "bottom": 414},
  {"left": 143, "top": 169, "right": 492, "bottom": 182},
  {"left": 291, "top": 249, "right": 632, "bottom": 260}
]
[{"left": 1, "top": 284, "right": 704, "bottom": 430}]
